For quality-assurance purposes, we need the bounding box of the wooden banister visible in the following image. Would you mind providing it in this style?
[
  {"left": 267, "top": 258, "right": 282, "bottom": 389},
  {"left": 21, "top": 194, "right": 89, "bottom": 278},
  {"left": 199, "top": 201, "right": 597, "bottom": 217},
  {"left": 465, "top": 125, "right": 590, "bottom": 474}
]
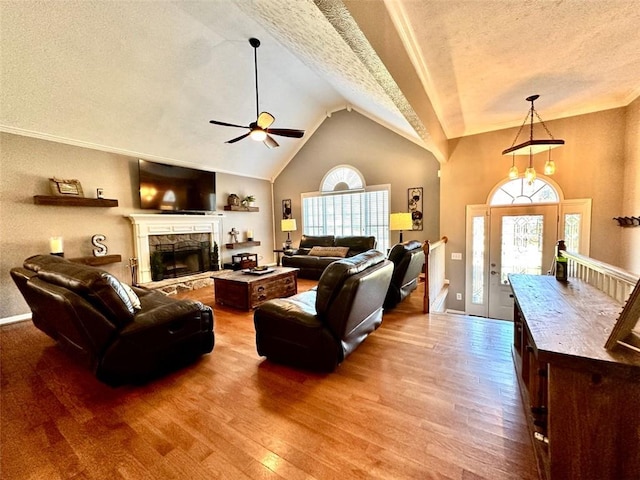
[
  {"left": 423, "top": 236, "right": 448, "bottom": 313},
  {"left": 560, "top": 250, "right": 640, "bottom": 353},
  {"left": 561, "top": 250, "right": 638, "bottom": 303}
]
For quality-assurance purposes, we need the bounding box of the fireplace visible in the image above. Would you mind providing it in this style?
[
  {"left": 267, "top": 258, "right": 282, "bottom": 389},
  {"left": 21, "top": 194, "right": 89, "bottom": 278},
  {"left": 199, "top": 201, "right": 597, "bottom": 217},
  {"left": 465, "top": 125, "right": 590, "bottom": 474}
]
[
  {"left": 128, "top": 214, "right": 223, "bottom": 284},
  {"left": 150, "top": 234, "right": 211, "bottom": 280}
]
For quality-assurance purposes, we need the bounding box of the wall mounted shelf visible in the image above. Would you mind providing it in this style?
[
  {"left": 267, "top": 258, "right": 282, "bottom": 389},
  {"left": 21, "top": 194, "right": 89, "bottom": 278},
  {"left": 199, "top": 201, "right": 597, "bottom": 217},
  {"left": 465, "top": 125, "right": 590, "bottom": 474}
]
[
  {"left": 225, "top": 241, "right": 261, "bottom": 249},
  {"left": 34, "top": 195, "right": 119, "bottom": 207},
  {"left": 223, "top": 205, "right": 259, "bottom": 212},
  {"left": 69, "top": 254, "right": 122, "bottom": 266},
  {"left": 613, "top": 216, "right": 640, "bottom": 227}
]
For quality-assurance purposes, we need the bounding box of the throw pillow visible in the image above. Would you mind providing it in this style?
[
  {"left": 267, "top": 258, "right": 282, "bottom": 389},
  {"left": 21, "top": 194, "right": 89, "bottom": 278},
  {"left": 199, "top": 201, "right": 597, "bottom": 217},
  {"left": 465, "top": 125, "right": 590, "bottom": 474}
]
[
  {"left": 308, "top": 246, "right": 350, "bottom": 258},
  {"left": 121, "top": 283, "right": 142, "bottom": 310}
]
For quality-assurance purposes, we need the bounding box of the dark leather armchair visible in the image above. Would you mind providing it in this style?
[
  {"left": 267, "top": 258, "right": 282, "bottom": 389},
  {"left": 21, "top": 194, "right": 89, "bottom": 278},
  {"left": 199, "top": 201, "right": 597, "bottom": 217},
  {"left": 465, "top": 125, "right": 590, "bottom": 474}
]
[
  {"left": 254, "top": 250, "right": 393, "bottom": 371},
  {"left": 10, "top": 255, "right": 214, "bottom": 385},
  {"left": 384, "top": 240, "right": 425, "bottom": 309}
]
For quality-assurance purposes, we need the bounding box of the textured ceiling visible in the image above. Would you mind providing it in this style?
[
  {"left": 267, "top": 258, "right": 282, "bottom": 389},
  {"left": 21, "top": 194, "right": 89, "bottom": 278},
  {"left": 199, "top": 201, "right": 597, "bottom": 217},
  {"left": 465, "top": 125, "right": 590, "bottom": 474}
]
[
  {"left": 385, "top": 0, "right": 640, "bottom": 138},
  {"left": 1, "top": 0, "right": 639, "bottom": 180}
]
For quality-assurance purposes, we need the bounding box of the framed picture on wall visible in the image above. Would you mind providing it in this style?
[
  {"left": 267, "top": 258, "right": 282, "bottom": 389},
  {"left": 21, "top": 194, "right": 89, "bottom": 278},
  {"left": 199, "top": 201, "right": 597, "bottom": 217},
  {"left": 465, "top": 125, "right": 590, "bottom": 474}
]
[
  {"left": 282, "top": 199, "right": 292, "bottom": 219},
  {"left": 408, "top": 187, "right": 423, "bottom": 231}
]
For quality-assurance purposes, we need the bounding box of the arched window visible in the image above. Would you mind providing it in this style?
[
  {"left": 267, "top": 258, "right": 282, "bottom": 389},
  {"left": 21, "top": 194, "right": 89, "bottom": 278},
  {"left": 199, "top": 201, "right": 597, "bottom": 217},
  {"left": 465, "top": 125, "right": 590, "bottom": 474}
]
[
  {"left": 320, "top": 165, "right": 365, "bottom": 193},
  {"left": 489, "top": 177, "right": 559, "bottom": 206},
  {"left": 302, "top": 165, "right": 391, "bottom": 251}
]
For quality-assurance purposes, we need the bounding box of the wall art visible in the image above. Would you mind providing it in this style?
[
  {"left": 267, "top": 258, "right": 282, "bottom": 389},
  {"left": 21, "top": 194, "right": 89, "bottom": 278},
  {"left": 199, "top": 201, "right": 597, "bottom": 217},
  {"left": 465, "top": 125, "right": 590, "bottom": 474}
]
[
  {"left": 282, "top": 198, "right": 292, "bottom": 219},
  {"left": 408, "top": 187, "right": 423, "bottom": 231}
]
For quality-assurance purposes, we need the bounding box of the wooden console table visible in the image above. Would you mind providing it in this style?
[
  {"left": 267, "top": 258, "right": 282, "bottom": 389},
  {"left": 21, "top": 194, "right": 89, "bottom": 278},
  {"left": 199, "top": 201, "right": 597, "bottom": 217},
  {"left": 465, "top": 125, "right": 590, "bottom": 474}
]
[{"left": 509, "top": 274, "right": 640, "bottom": 480}]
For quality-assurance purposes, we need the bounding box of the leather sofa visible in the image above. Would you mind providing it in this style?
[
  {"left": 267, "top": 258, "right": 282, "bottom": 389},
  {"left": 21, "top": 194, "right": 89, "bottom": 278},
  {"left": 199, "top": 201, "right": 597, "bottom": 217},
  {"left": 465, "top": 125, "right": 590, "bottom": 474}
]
[
  {"left": 384, "top": 240, "right": 426, "bottom": 309},
  {"left": 281, "top": 235, "right": 377, "bottom": 279},
  {"left": 10, "top": 255, "right": 214, "bottom": 385},
  {"left": 254, "top": 249, "right": 393, "bottom": 371}
]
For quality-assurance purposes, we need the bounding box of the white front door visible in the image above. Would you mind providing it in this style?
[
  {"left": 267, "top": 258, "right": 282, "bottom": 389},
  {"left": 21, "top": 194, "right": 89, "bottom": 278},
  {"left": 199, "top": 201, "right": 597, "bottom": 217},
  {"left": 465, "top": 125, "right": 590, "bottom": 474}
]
[{"left": 488, "top": 205, "right": 558, "bottom": 320}]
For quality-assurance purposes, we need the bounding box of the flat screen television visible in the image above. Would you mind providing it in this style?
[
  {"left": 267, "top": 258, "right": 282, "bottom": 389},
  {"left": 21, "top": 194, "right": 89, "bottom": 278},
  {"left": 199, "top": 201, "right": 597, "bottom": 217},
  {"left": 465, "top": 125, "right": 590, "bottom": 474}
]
[{"left": 138, "top": 159, "right": 216, "bottom": 212}]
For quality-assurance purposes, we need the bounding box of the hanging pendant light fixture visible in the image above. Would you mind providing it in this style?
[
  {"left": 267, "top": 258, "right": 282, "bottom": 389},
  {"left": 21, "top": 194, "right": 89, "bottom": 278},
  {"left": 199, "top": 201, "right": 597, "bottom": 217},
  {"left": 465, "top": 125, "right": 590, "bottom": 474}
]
[
  {"left": 508, "top": 153, "right": 519, "bottom": 179},
  {"left": 503, "top": 94, "right": 564, "bottom": 182},
  {"left": 544, "top": 148, "right": 556, "bottom": 175}
]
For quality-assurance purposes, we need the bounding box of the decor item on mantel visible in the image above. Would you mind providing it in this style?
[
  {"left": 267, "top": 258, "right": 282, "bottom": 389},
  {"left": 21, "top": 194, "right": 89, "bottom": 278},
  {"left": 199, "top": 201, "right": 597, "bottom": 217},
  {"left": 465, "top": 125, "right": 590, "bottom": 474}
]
[
  {"left": 281, "top": 218, "right": 297, "bottom": 249},
  {"left": 91, "top": 234, "right": 108, "bottom": 257},
  {"left": 503, "top": 94, "right": 564, "bottom": 184}
]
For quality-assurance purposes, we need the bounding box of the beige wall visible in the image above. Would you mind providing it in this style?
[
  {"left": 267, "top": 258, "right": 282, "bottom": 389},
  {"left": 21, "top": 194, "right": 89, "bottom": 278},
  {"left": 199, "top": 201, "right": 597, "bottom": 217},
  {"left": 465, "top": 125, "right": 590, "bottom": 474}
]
[
  {"left": 622, "top": 97, "right": 640, "bottom": 274},
  {"left": 272, "top": 109, "right": 441, "bottom": 248},
  {"left": 441, "top": 107, "right": 629, "bottom": 311},
  {"left": 0, "top": 133, "right": 273, "bottom": 319}
]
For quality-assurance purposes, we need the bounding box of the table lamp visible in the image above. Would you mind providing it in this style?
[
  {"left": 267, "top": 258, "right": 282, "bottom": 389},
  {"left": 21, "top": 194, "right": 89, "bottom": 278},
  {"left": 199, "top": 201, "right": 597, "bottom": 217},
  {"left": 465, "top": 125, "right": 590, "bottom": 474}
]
[
  {"left": 390, "top": 212, "right": 413, "bottom": 243},
  {"left": 281, "top": 219, "right": 297, "bottom": 249}
]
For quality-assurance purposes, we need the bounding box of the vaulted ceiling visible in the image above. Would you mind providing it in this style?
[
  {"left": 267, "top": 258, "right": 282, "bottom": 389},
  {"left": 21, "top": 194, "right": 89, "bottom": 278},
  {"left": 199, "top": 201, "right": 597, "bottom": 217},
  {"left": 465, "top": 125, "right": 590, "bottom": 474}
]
[{"left": 2, "top": 0, "right": 639, "bottom": 181}]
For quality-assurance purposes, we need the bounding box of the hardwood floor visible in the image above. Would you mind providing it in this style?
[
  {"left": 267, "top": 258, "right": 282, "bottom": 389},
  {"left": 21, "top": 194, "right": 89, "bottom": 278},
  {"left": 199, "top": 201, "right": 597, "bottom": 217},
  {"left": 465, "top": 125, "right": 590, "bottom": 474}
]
[{"left": 1, "top": 280, "right": 538, "bottom": 479}]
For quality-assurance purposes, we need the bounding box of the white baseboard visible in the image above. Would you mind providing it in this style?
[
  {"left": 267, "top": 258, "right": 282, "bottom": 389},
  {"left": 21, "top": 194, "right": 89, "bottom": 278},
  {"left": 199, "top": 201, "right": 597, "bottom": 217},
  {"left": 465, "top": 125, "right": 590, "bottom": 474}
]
[
  {"left": 0, "top": 313, "right": 31, "bottom": 326},
  {"left": 445, "top": 309, "right": 466, "bottom": 315}
]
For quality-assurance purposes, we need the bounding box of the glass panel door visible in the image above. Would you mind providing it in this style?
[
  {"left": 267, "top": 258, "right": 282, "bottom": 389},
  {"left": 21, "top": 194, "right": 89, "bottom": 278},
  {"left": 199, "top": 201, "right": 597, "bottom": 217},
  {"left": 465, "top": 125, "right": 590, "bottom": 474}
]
[{"left": 488, "top": 205, "right": 558, "bottom": 320}]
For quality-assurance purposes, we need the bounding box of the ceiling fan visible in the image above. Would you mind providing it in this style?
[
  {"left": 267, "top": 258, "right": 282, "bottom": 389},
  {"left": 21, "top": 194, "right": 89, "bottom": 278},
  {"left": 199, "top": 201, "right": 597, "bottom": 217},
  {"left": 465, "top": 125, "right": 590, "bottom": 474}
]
[{"left": 209, "top": 38, "right": 305, "bottom": 149}]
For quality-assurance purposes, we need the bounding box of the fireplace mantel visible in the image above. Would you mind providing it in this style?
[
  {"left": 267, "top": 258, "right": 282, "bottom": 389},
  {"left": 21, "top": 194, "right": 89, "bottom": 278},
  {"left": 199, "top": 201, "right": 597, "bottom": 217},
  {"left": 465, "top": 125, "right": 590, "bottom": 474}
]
[{"left": 127, "top": 213, "right": 224, "bottom": 284}]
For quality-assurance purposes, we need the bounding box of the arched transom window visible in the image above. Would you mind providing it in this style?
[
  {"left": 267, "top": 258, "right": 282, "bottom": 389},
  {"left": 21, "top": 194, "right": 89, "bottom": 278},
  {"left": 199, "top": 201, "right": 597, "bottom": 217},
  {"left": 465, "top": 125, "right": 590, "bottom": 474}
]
[
  {"left": 489, "top": 178, "right": 559, "bottom": 206},
  {"left": 320, "top": 165, "right": 365, "bottom": 192}
]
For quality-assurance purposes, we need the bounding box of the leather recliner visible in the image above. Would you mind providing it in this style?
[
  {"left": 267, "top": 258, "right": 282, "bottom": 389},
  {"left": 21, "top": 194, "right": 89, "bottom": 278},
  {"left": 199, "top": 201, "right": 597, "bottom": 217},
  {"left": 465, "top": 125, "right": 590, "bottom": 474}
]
[
  {"left": 254, "top": 249, "right": 393, "bottom": 372},
  {"left": 10, "top": 255, "right": 214, "bottom": 385},
  {"left": 384, "top": 240, "right": 426, "bottom": 309}
]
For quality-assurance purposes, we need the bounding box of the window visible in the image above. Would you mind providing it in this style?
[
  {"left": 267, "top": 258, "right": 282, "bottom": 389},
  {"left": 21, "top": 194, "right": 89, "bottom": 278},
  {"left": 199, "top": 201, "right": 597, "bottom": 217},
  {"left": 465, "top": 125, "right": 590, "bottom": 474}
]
[
  {"left": 490, "top": 178, "right": 559, "bottom": 206},
  {"left": 471, "top": 215, "right": 485, "bottom": 304},
  {"left": 302, "top": 166, "right": 390, "bottom": 252}
]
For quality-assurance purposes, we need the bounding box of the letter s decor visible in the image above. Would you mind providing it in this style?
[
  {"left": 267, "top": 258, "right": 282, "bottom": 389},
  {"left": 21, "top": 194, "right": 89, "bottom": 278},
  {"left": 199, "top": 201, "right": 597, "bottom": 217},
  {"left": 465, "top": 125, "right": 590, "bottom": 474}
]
[{"left": 91, "top": 234, "right": 108, "bottom": 257}]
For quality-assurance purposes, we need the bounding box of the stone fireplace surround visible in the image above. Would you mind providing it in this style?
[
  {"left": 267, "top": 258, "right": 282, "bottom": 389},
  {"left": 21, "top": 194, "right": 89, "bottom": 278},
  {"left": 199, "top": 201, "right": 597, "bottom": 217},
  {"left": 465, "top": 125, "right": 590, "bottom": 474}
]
[{"left": 128, "top": 214, "right": 223, "bottom": 285}]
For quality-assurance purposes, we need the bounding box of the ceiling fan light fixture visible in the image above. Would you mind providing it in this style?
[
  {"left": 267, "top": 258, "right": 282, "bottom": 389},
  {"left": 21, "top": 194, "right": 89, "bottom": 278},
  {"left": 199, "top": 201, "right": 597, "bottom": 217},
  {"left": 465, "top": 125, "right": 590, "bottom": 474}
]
[
  {"left": 208, "top": 37, "right": 305, "bottom": 148},
  {"left": 250, "top": 128, "right": 267, "bottom": 141}
]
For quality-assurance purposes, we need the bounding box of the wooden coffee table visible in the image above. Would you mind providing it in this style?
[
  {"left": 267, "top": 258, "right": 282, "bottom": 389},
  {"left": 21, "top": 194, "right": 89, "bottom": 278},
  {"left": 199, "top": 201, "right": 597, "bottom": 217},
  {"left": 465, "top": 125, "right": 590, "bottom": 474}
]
[{"left": 213, "top": 267, "right": 298, "bottom": 310}]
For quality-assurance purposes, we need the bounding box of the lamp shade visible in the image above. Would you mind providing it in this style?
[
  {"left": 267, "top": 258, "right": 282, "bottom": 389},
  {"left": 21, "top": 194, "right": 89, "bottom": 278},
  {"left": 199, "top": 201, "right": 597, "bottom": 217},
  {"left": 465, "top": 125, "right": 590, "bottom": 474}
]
[
  {"left": 281, "top": 219, "right": 297, "bottom": 232},
  {"left": 390, "top": 212, "right": 413, "bottom": 231}
]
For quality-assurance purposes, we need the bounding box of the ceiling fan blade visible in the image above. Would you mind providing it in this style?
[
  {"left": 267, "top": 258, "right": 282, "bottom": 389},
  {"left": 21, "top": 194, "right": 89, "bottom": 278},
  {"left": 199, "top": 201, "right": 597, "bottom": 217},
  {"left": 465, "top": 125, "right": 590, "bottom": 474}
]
[
  {"left": 266, "top": 128, "right": 305, "bottom": 139},
  {"left": 209, "top": 119, "right": 249, "bottom": 129},
  {"left": 257, "top": 111, "right": 275, "bottom": 129},
  {"left": 263, "top": 134, "right": 279, "bottom": 149},
  {"left": 226, "top": 132, "right": 251, "bottom": 144}
]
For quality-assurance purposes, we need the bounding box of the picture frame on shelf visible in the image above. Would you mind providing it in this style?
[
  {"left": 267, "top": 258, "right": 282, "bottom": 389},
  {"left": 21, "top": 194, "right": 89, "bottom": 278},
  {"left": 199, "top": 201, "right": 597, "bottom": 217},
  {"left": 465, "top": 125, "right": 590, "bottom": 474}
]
[{"left": 49, "top": 177, "right": 84, "bottom": 197}]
